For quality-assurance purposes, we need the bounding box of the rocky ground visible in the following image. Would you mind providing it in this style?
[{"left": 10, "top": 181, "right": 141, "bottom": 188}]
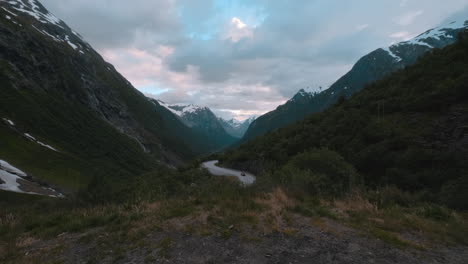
[{"left": 12, "top": 215, "right": 468, "bottom": 264}]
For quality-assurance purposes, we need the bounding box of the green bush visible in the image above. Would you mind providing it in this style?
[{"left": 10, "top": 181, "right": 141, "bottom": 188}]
[
  {"left": 273, "top": 149, "right": 360, "bottom": 196},
  {"left": 439, "top": 175, "right": 468, "bottom": 209},
  {"left": 367, "top": 185, "right": 415, "bottom": 208}
]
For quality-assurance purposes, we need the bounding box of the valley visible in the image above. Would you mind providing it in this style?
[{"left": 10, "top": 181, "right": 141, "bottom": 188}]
[{"left": 1, "top": 0, "right": 468, "bottom": 263}]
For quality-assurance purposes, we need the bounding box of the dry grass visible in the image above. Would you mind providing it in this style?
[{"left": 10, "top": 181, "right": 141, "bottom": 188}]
[
  {"left": 3, "top": 185, "right": 467, "bottom": 264},
  {"left": 253, "top": 188, "right": 297, "bottom": 232},
  {"left": 332, "top": 192, "right": 378, "bottom": 217},
  {"left": 320, "top": 192, "right": 468, "bottom": 247},
  {"left": 15, "top": 236, "right": 39, "bottom": 248}
]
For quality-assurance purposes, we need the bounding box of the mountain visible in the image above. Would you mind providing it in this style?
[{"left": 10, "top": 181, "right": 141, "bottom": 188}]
[
  {"left": 0, "top": 0, "right": 214, "bottom": 191},
  {"left": 155, "top": 100, "right": 238, "bottom": 150},
  {"left": 222, "top": 32, "right": 468, "bottom": 208},
  {"left": 242, "top": 19, "right": 468, "bottom": 141},
  {"left": 218, "top": 116, "right": 257, "bottom": 138}
]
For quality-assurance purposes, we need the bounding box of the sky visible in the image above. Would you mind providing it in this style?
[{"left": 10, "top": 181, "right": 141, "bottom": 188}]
[{"left": 41, "top": 0, "right": 468, "bottom": 120}]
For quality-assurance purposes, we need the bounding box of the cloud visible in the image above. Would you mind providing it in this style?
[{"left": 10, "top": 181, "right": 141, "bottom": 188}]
[
  {"left": 225, "top": 17, "right": 254, "bottom": 42},
  {"left": 389, "top": 31, "right": 415, "bottom": 40},
  {"left": 40, "top": 0, "right": 468, "bottom": 119},
  {"left": 356, "top": 24, "right": 370, "bottom": 31},
  {"left": 395, "top": 10, "right": 424, "bottom": 26}
]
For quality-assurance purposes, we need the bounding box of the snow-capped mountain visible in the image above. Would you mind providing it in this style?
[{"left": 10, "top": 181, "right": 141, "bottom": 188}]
[
  {"left": 0, "top": 0, "right": 225, "bottom": 182},
  {"left": 156, "top": 100, "right": 208, "bottom": 120},
  {"left": 153, "top": 100, "right": 238, "bottom": 150},
  {"left": 2, "top": 0, "right": 91, "bottom": 55},
  {"left": 243, "top": 18, "right": 468, "bottom": 141},
  {"left": 218, "top": 116, "right": 257, "bottom": 138}
]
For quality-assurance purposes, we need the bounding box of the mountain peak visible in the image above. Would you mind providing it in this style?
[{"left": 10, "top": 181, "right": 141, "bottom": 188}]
[
  {"left": 156, "top": 100, "right": 209, "bottom": 117},
  {"left": 290, "top": 87, "right": 319, "bottom": 102},
  {"left": 381, "top": 18, "right": 468, "bottom": 62},
  {"left": 2, "top": 0, "right": 89, "bottom": 55},
  {"left": 218, "top": 116, "right": 257, "bottom": 138},
  {"left": 243, "top": 17, "right": 468, "bottom": 141},
  {"left": 5, "top": 0, "right": 62, "bottom": 26}
]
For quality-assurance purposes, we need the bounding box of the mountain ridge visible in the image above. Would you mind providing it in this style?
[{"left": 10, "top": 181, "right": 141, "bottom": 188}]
[
  {"left": 242, "top": 18, "right": 468, "bottom": 141},
  {"left": 218, "top": 116, "right": 257, "bottom": 138},
  {"left": 222, "top": 31, "right": 468, "bottom": 208},
  {"left": 151, "top": 99, "right": 238, "bottom": 151},
  {"left": 0, "top": 0, "right": 219, "bottom": 190}
]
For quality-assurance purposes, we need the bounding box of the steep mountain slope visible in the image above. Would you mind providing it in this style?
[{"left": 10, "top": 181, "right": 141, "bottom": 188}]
[
  {"left": 218, "top": 116, "right": 257, "bottom": 138},
  {"left": 222, "top": 32, "right": 468, "bottom": 208},
  {"left": 0, "top": 0, "right": 210, "bottom": 190},
  {"left": 243, "top": 19, "right": 468, "bottom": 141},
  {"left": 154, "top": 100, "right": 237, "bottom": 150}
]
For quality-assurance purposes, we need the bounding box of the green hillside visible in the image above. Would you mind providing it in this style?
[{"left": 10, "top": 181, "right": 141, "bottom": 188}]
[
  {"left": 222, "top": 31, "right": 468, "bottom": 209},
  {"left": 0, "top": 2, "right": 224, "bottom": 191}
]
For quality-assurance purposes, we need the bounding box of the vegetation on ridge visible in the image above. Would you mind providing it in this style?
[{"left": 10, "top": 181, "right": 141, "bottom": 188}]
[{"left": 221, "top": 31, "right": 468, "bottom": 209}]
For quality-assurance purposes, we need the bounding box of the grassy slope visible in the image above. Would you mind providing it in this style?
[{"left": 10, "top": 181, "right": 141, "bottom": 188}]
[
  {"left": 0, "top": 63, "right": 155, "bottom": 190},
  {"left": 0, "top": 10, "right": 222, "bottom": 190}
]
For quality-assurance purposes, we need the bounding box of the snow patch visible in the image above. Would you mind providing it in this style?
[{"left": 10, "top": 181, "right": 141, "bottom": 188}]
[
  {"left": 383, "top": 18, "right": 468, "bottom": 53},
  {"left": 156, "top": 100, "right": 206, "bottom": 117},
  {"left": 1, "top": 6, "right": 18, "bottom": 17},
  {"left": 36, "top": 141, "right": 58, "bottom": 152},
  {"left": 23, "top": 133, "right": 59, "bottom": 152},
  {"left": 8, "top": 0, "right": 63, "bottom": 28},
  {"left": 382, "top": 46, "right": 402, "bottom": 62},
  {"left": 5, "top": 0, "right": 87, "bottom": 53},
  {"left": 0, "top": 159, "right": 63, "bottom": 197},
  {"left": 178, "top": 104, "right": 204, "bottom": 114},
  {"left": 156, "top": 100, "right": 183, "bottom": 116},
  {"left": 0, "top": 160, "right": 27, "bottom": 177},
  {"left": 0, "top": 160, "right": 31, "bottom": 193},
  {"left": 32, "top": 25, "right": 61, "bottom": 42},
  {"left": 2, "top": 118, "right": 15, "bottom": 126},
  {"left": 24, "top": 133, "right": 36, "bottom": 141},
  {"left": 65, "top": 35, "right": 78, "bottom": 50},
  {"left": 0, "top": 168, "right": 25, "bottom": 193},
  {"left": 397, "top": 19, "right": 467, "bottom": 49},
  {"left": 226, "top": 118, "right": 242, "bottom": 128},
  {"left": 221, "top": 116, "right": 257, "bottom": 129},
  {"left": 402, "top": 39, "right": 433, "bottom": 48}
]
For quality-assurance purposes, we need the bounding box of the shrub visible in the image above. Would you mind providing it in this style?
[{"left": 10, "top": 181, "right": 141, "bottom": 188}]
[
  {"left": 439, "top": 175, "right": 468, "bottom": 209},
  {"left": 273, "top": 149, "right": 360, "bottom": 197},
  {"left": 367, "top": 185, "right": 414, "bottom": 208}
]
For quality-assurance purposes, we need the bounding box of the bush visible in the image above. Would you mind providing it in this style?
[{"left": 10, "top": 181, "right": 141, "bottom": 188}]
[
  {"left": 439, "top": 175, "right": 468, "bottom": 209},
  {"left": 273, "top": 149, "right": 360, "bottom": 197},
  {"left": 367, "top": 185, "right": 415, "bottom": 208}
]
